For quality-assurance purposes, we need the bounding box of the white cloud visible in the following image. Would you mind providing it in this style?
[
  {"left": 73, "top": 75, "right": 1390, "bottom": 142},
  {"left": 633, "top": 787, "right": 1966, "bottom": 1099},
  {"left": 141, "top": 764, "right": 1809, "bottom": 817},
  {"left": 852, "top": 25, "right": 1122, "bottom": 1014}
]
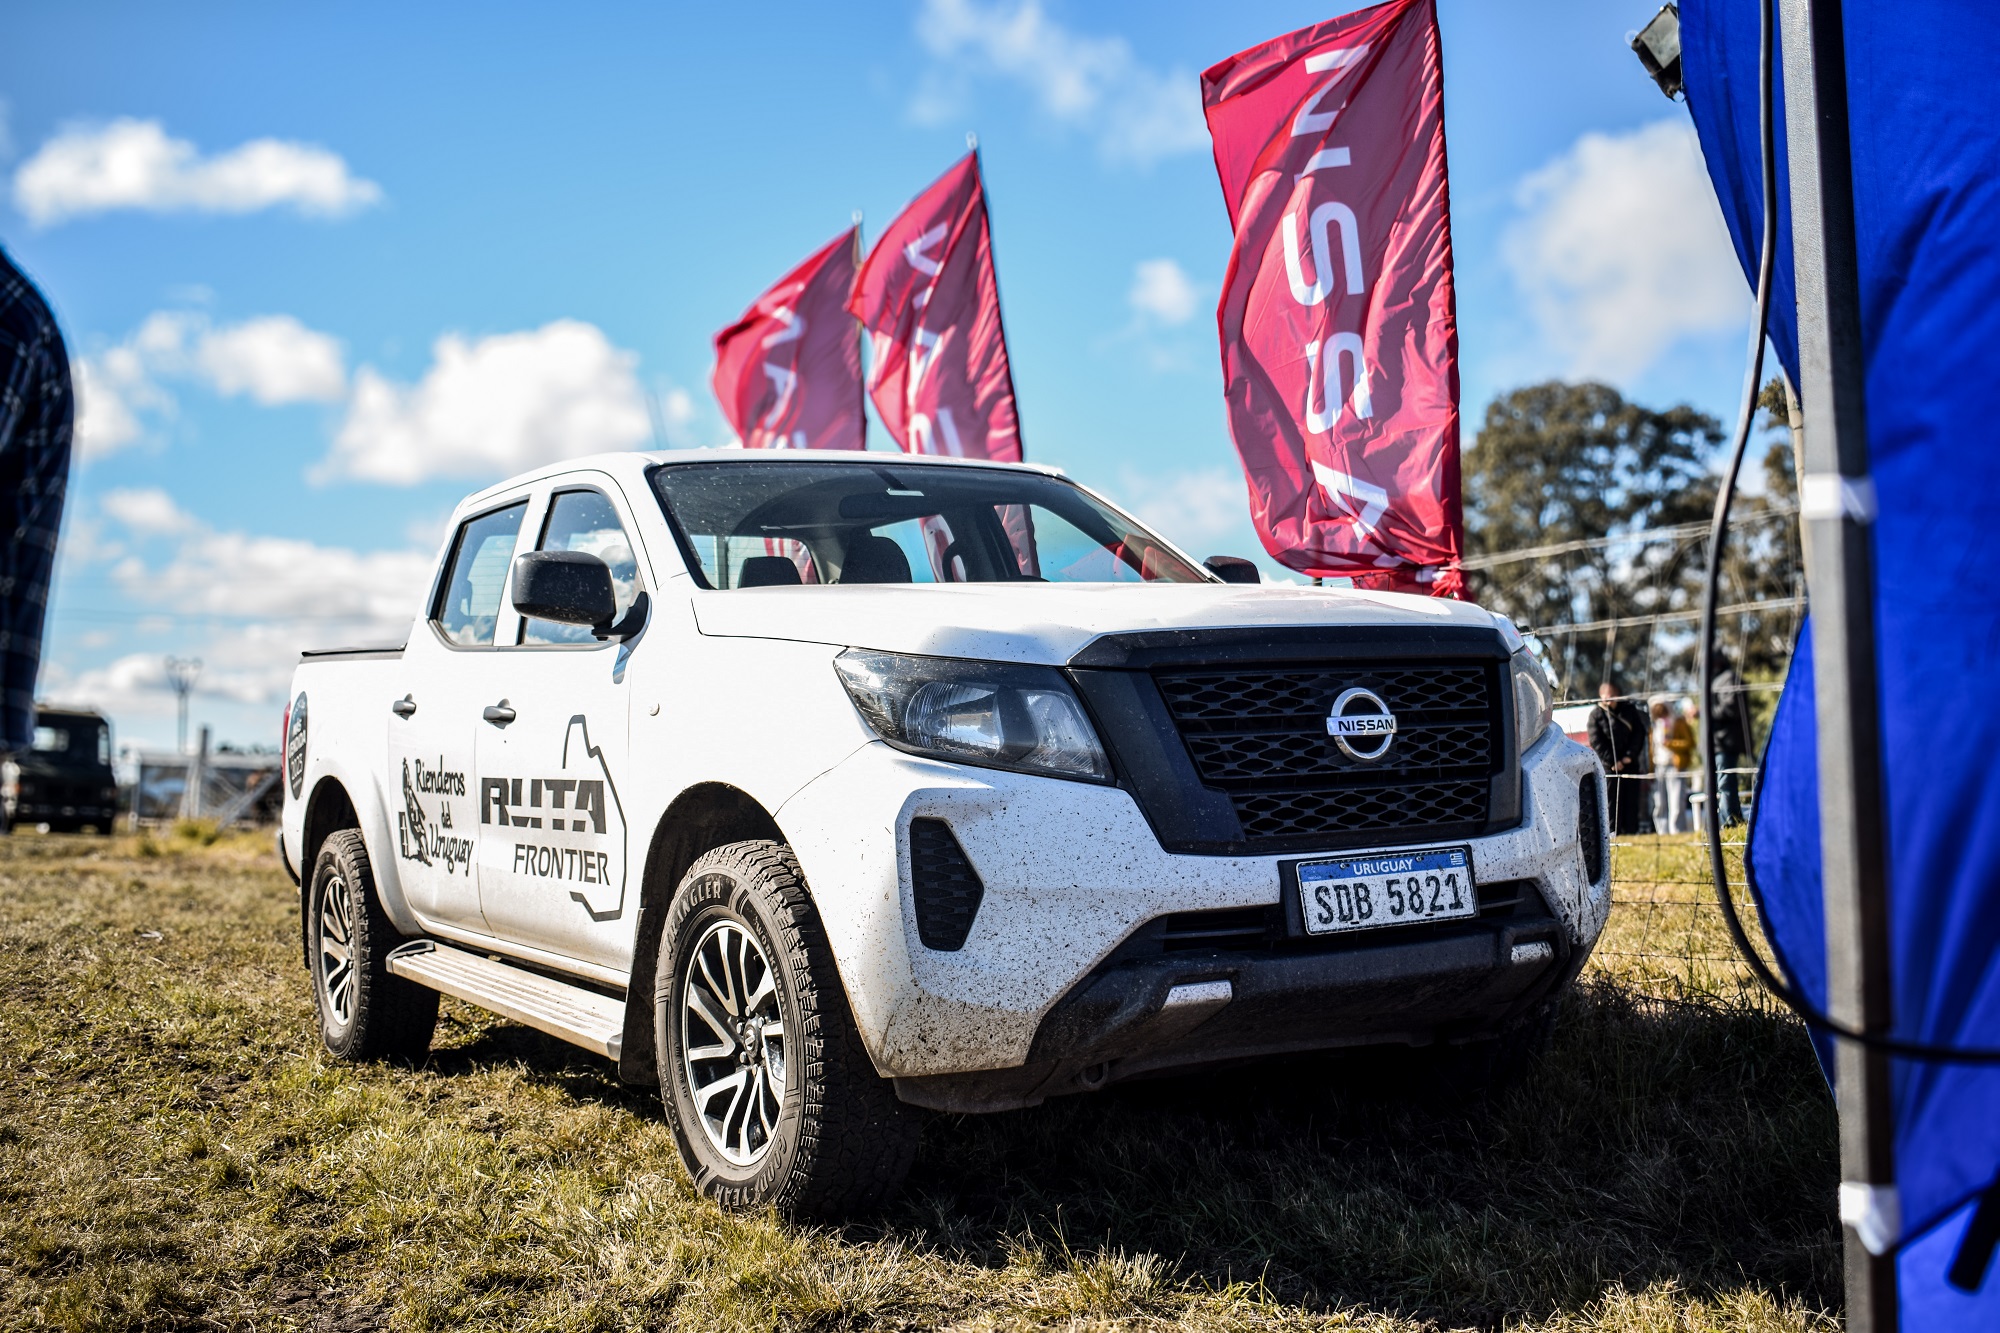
[
  {"left": 1503, "top": 119, "right": 1748, "bottom": 382},
  {"left": 100, "top": 487, "right": 198, "bottom": 536},
  {"left": 44, "top": 492, "right": 435, "bottom": 719},
  {"left": 914, "top": 0, "right": 1208, "bottom": 164},
  {"left": 69, "top": 309, "right": 347, "bottom": 460},
  {"left": 323, "top": 319, "right": 651, "bottom": 485},
  {"left": 1112, "top": 466, "right": 1257, "bottom": 556},
  {"left": 1129, "top": 258, "right": 1200, "bottom": 326},
  {"left": 661, "top": 387, "right": 696, "bottom": 427},
  {"left": 73, "top": 347, "right": 167, "bottom": 459},
  {"left": 13, "top": 117, "right": 382, "bottom": 225},
  {"left": 194, "top": 315, "right": 346, "bottom": 404}
]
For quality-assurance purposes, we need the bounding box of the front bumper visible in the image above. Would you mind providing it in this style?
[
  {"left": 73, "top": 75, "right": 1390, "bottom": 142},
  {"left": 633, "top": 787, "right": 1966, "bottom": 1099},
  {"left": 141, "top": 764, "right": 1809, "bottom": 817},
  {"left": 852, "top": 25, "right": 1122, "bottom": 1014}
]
[
  {"left": 901, "top": 904, "right": 1568, "bottom": 1111},
  {"left": 776, "top": 727, "right": 1607, "bottom": 1101}
]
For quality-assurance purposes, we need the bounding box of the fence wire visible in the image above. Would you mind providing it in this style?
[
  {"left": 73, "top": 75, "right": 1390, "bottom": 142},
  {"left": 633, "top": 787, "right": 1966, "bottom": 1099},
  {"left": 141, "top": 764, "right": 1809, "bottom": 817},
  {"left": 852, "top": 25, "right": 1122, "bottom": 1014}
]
[
  {"left": 1487, "top": 496, "right": 1805, "bottom": 1010},
  {"left": 1587, "top": 773, "right": 1779, "bottom": 1008}
]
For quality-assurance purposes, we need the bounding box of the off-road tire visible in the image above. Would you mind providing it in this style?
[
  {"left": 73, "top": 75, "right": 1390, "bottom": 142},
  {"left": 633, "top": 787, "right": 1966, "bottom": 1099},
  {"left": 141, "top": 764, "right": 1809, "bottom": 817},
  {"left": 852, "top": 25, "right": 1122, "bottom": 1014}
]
[
  {"left": 309, "top": 828, "right": 439, "bottom": 1061},
  {"left": 655, "top": 839, "right": 918, "bottom": 1217}
]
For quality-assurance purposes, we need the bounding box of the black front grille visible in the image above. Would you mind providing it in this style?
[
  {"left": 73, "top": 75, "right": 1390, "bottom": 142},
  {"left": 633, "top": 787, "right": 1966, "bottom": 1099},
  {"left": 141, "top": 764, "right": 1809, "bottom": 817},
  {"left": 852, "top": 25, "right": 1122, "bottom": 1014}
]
[{"left": 1152, "top": 661, "right": 1503, "bottom": 852}]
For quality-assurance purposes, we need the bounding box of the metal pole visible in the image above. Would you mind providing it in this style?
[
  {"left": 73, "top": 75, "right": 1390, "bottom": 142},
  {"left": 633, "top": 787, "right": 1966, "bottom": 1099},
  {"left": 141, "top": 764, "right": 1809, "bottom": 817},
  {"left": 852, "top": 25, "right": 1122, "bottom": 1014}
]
[
  {"left": 164, "top": 656, "right": 201, "bottom": 754},
  {"left": 182, "top": 724, "right": 210, "bottom": 822},
  {"left": 1776, "top": 0, "right": 1897, "bottom": 1326}
]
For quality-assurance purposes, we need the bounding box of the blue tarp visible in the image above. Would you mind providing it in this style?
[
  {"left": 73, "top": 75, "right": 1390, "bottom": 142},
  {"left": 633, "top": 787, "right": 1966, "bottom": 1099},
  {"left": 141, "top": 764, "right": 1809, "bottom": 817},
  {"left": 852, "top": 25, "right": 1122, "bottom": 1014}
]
[{"left": 1682, "top": 1, "right": 2000, "bottom": 1321}]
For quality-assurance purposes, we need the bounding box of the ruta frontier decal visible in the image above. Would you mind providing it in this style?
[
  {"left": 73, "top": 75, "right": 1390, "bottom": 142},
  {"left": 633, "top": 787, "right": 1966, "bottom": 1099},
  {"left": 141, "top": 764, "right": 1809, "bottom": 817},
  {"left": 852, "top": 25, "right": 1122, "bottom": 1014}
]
[
  {"left": 480, "top": 714, "right": 629, "bottom": 921},
  {"left": 398, "top": 756, "right": 472, "bottom": 874}
]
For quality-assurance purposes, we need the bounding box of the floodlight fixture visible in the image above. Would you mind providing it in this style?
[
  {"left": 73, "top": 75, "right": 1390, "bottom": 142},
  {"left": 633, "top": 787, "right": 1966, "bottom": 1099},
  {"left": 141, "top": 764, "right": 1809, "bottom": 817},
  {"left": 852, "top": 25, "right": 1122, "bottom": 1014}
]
[{"left": 1631, "top": 4, "right": 1685, "bottom": 101}]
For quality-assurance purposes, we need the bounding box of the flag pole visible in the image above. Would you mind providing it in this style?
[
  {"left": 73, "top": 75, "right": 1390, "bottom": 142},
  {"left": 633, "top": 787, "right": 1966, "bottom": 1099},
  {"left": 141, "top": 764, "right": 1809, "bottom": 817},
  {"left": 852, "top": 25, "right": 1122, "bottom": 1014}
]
[
  {"left": 852, "top": 209, "right": 867, "bottom": 450},
  {"left": 1777, "top": 0, "right": 1897, "bottom": 1326}
]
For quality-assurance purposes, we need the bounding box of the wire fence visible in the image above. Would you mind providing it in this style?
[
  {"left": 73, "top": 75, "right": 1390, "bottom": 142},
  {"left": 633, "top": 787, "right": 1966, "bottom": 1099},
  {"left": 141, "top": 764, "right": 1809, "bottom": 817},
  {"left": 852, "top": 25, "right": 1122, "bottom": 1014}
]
[
  {"left": 1485, "top": 498, "right": 1805, "bottom": 1011},
  {"left": 1589, "top": 775, "right": 1773, "bottom": 1007}
]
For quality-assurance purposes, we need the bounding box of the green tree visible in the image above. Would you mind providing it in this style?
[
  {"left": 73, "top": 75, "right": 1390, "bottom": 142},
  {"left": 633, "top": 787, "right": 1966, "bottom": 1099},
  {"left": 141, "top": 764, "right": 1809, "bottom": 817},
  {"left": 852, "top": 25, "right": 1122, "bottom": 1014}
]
[{"left": 1463, "top": 382, "right": 1723, "bottom": 698}]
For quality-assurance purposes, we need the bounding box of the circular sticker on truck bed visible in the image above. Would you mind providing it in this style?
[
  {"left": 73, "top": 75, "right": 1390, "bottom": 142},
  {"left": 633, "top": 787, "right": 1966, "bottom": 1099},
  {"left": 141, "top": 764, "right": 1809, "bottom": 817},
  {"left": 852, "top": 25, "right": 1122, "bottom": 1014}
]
[{"left": 286, "top": 693, "right": 308, "bottom": 798}]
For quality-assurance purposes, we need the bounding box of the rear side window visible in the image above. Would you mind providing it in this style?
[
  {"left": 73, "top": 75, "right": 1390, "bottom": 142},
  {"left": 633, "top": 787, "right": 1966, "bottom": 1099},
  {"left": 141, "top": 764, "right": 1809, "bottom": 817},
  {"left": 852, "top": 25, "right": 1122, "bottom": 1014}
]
[
  {"left": 30, "top": 718, "right": 110, "bottom": 763},
  {"left": 435, "top": 502, "right": 527, "bottom": 646},
  {"left": 522, "top": 489, "right": 643, "bottom": 646}
]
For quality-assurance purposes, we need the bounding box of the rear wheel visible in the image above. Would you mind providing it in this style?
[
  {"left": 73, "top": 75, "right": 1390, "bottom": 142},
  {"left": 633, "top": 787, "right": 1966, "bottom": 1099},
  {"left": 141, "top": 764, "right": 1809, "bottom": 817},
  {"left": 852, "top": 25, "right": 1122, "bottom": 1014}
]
[
  {"left": 655, "top": 840, "right": 917, "bottom": 1217},
  {"left": 309, "top": 829, "right": 438, "bottom": 1060}
]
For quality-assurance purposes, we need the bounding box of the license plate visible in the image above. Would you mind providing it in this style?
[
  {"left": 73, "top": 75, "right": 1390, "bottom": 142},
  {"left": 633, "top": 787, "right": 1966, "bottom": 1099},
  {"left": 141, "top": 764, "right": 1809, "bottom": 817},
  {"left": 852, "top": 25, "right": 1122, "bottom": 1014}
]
[{"left": 1296, "top": 847, "right": 1476, "bottom": 936}]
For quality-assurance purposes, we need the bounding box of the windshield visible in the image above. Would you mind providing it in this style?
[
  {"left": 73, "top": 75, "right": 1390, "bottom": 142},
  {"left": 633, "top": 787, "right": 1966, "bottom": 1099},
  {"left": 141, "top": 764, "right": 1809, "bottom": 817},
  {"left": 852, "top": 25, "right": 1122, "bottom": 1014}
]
[{"left": 649, "top": 461, "right": 1207, "bottom": 589}]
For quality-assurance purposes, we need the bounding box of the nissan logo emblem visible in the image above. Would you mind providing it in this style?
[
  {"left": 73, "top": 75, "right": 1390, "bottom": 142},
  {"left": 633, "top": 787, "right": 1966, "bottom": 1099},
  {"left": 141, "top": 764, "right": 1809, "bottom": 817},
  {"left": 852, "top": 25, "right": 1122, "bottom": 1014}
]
[{"left": 1327, "top": 686, "right": 1398, "bottom": 761}]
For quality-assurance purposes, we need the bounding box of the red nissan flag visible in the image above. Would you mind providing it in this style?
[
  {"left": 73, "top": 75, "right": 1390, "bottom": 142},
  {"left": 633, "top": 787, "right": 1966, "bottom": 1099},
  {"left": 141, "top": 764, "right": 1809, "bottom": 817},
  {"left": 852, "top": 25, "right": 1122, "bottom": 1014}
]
[
  {"left": 712, "top": 226, "right": 865, "bottom": 451},
  {"left": 849, "top": 152, "right": 1021, "bottom": 462},
  {"left": 1203, "top": 0, "right": 1462, "bottom": 595}
]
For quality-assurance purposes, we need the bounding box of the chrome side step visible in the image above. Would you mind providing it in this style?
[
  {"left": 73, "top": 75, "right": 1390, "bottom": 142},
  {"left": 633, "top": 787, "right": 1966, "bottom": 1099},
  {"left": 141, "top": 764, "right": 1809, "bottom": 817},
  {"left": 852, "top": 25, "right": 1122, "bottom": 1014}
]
[{"left": 387, "top": 941, "right": 624, "bottom": 1060}]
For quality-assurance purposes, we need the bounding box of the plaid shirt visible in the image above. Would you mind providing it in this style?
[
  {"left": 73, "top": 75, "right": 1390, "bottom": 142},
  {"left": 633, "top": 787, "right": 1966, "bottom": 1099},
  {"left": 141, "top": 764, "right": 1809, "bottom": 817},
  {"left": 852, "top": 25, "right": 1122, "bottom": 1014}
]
[{"left": 0, "top": 247, "right": 73, "bottom": 750}]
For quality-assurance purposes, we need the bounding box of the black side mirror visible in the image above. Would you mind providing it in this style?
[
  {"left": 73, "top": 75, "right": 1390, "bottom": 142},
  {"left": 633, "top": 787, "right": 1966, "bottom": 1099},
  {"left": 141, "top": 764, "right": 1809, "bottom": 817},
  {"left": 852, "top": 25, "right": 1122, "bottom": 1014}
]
[
  {"left": 512, "top": 550, "right": 617, "bottom": 631},
  {"left": 1203, "top": 555, "right": 1261, "bottom": 584}
]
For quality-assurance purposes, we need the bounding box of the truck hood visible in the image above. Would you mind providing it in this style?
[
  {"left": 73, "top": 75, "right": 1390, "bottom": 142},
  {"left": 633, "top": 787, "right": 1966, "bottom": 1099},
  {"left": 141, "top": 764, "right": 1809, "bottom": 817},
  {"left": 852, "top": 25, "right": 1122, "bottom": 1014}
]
[{"left": 688, "top": 580, "right": 1498, "bottom": 665}]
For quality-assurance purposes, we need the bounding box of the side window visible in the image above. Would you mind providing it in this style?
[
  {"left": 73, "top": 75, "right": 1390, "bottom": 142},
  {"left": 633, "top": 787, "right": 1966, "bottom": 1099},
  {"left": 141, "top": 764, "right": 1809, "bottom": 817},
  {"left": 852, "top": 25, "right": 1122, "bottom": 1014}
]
[
  {"left": 522, "top": 489, "right": 643, "bottom": 646},
  {"left": 434, "top": 502, "right": 528, "bottom": 646}
]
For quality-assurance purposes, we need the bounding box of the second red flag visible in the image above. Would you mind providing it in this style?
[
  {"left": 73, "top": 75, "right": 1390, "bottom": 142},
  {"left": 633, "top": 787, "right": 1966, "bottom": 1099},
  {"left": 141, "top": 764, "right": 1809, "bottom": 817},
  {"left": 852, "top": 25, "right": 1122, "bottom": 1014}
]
[
  {"left": 712, "top": 226, "right": 866, "bottom": 451},
  {"left": 850, "top": 152, "right": 1022, "bottom": 462}
]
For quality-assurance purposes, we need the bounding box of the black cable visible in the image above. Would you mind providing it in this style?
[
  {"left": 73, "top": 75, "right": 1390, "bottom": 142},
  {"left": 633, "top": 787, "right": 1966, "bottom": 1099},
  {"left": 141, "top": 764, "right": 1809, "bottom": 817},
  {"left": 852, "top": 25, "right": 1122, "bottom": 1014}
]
[{"left": 1697, "top": 0, "right": 2000, "bottom": 1065}]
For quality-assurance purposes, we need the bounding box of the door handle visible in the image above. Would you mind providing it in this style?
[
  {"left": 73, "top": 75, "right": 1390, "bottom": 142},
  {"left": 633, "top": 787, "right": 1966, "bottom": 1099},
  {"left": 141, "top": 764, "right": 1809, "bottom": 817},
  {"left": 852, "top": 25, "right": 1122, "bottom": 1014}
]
[
  {"left": 483, "top": 701, "right": 517, "bottom": 726},
  {"left": 391, "top": 695, "right": 418, "bottom": 718}
]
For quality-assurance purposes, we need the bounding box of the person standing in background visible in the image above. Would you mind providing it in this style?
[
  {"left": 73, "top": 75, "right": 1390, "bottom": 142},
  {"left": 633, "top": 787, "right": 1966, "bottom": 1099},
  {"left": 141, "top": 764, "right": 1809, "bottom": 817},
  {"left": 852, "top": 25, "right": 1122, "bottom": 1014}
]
[
  {"left": 1649, "top": 696, "right": 1695, "bottom": 834},
  {"left": 1707, "top": 649, "right": 1750, "bottom": 828},
  {"left": 1589, "top": 681, "right": 1652, "bottom": 835},
  {"left": 0, "top": 246, "right": 73, "bottom": 751}
]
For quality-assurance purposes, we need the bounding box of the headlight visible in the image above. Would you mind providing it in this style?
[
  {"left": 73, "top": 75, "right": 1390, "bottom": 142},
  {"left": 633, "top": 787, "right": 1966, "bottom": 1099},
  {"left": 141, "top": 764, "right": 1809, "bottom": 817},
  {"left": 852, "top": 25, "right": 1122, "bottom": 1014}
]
[
  {"left": 1509, "top": 647, "right": 1554, "bottom": 750},
  {"left": 1492, "top": 612, "right": 1554, "bottom": 749},
  {"left": 834, "top": 650, "right": 1112, "bottom": 783}
]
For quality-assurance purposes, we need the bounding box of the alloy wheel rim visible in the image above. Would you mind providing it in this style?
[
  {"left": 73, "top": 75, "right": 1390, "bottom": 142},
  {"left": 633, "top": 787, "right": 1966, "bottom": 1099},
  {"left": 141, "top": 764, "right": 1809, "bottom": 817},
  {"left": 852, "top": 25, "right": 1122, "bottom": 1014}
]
[
  {"left": 318, "top": 871, "right": 357, "bottom": 1028},
  {"left": 680, "top": 918, "right": 787, "bottom": 1166}
]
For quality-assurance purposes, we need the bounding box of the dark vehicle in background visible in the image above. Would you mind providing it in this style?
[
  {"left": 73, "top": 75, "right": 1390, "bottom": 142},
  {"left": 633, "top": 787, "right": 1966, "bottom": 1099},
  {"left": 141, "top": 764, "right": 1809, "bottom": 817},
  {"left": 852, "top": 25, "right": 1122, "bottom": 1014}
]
[{"left": 2, "top": 706, "right": 118, "bottom": 834}]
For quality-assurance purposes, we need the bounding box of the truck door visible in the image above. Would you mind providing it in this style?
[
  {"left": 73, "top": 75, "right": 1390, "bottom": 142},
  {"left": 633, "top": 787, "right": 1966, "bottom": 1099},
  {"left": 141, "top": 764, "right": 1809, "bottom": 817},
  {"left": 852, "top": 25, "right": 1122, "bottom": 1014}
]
[
  {"left": 473, "top": 483, "right": 641, "bottom": 971},
  {"left": 387, "top": 498, "right": 529, "bottom": 934}
]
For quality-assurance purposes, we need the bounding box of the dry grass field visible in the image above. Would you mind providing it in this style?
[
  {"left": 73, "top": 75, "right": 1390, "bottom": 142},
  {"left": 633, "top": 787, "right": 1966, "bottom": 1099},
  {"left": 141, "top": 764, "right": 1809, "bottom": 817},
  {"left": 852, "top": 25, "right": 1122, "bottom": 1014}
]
[{"left": 0, "top": 827, "right": 1838, "bottom": 1332}]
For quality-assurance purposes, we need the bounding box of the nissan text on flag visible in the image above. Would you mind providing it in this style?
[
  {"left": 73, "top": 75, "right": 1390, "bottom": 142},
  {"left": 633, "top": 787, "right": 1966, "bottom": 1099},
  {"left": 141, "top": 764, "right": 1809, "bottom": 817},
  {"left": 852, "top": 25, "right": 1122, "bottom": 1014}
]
[{"left": 278, "top": 449, "right": 1608, "bottom": 1215}]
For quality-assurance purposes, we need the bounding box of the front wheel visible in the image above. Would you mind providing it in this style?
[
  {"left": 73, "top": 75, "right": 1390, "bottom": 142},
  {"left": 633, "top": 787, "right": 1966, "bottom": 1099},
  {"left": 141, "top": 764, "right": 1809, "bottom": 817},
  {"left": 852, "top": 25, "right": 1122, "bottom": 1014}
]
[
  {"left": 655, "top": 840, "right": 917, "bottom": 1217},
  {"left": 309, "top": 829, "right": 439, "bottom": 1061}
]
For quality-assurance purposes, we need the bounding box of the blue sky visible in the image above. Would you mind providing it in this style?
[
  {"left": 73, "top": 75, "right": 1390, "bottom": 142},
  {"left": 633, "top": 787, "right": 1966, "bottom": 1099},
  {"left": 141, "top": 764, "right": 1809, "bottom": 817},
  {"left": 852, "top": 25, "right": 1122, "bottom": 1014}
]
[{"left": 1, "top": 0, "right": 1751, "bottom": 752}]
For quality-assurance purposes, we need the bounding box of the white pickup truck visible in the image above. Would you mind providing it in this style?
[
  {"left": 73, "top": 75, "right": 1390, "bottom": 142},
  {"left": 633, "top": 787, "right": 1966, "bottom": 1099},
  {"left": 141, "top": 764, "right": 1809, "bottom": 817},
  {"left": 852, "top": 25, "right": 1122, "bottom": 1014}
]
[{"left": 279, "top": 449, "right": 1608, "bottom": 1216}]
